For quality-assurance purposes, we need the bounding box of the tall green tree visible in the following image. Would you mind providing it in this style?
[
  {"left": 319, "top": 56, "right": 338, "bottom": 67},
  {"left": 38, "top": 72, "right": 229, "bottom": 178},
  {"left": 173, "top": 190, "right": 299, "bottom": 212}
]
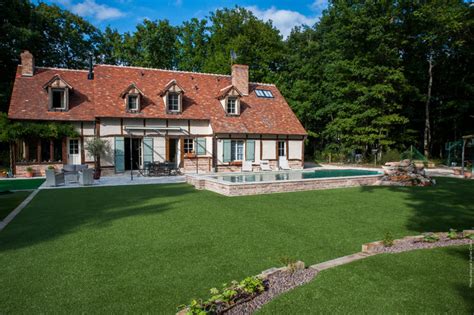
[{"left": 177, "top": 18, "right": 209, "bottom": 72}]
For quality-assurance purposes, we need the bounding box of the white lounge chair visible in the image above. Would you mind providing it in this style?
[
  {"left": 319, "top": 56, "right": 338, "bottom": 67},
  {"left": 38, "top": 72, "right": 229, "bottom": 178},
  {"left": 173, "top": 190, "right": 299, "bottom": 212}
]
[
  {"left": 242, "top": 160, "right": 253, "bottom": 172},
  {"left": 279, "top": 156, "right": 291, "bottom": 170},
  {"left": 260, "top": 160, "right": 272, "bottom": 171}
]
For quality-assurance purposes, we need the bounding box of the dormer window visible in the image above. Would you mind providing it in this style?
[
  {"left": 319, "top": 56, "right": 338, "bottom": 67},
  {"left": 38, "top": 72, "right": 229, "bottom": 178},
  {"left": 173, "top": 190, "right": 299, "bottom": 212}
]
[
  {"left": 227, "top": 97, "right": 238, "bottom": 115},
  {"left": 160, "top": 80, "right": 185, "bottom": 114},
  {"left": 127, "top": 94, "right": 139, "bottom": 112},
  {"left": 120, "top": 83, "right": 144, "bottom": 113},
  {"left": 218, "top": 85, "right": 243, "bottom": 116},
  {"left": 43, "top": 75, "right": 72, "bottom": 111},
  {"left": 167, "top": 92, "right": 180, "bottom": 112}
]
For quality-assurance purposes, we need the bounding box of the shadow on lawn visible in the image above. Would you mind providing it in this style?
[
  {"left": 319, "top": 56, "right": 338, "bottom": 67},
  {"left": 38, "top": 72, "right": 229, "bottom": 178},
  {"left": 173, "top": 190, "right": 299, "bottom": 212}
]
[
  {"left": 360, "top": 177, "right": 474, "bottom": 233},
  {"left": 0, "top": 183, "right": 197, "bottom": 252}
]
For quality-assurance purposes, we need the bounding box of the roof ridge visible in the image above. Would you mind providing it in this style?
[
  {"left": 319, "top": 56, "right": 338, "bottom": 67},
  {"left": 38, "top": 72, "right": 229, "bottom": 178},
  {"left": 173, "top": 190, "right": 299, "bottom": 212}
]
[
  {"left": 36, "top": 66, "right": 89, "bottom": 72},
  {"left": 96, "top": 64, "right": 232, "bottom": 78}
]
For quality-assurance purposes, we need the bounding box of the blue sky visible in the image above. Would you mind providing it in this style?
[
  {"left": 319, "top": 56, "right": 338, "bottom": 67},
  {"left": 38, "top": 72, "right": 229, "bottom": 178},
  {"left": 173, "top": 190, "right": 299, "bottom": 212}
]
[{"left": 43, "top": 0, "right": 329, "bottom": 37}]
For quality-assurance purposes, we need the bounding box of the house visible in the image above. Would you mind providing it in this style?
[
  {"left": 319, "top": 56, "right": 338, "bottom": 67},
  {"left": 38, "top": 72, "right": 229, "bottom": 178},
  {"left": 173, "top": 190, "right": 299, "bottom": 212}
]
[{"left": 8, "top": 51, "right": 307, "bottom": 177}]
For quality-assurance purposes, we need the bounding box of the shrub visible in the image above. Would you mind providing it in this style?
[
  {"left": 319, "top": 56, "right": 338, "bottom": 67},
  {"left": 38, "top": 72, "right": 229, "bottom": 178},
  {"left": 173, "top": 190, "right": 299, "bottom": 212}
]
[
  {"left": 26, "top": 166, "right": 33, "bottom": 172},
  {"left": 47, "top": 165, "right": 55, "bottom": 170},
  {"left": 178, "top": 276, "right": 266, "bottom": 314},
  {"left": 380, "top": 149, "right": 401, "bottom": 164},
  {"left": 422, "top": 232, "right": 440, "bottom": 243},
  {"left": 447, "top": 228, "right": 459, "bottom": 240},
  {"left": 382, "top": 232, "right": 394, "bottom": 247}
]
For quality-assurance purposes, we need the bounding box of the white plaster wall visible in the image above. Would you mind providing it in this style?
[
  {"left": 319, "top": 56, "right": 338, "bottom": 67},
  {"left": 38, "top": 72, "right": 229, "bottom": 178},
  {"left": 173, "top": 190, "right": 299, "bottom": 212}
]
[
  {"left": 254, "top": 140, "right": 261, "bottom": 163},
  {"left": 262, "top": 140, "right": 276, "bottom": 160},
  {"left": 190, "top": 120, "right": 212, "bottom": 135},
  {"left": 101, "top": 118, "right": 121, "bottom": 136},
  {"left": 145, "top": 119, "right": 166, "bottom": 136},
  {"left": 123, "top": 119, "right": 144, "bottom": 136},
  {"left": 216, "top": 139, "right": 224, "bottom": 164},
  {"left": 83, "top": 135, "right": 95, "bottom": 162},
  {"left": 82, "top": 122, "right": 95, "bottom": 136},
  {"left": 168, "top": 119, "right": 188, "bottom": 136},
  {"left": 72, "top": 122, "right": 81, "bottom": 134},
  {"left": 289, "top": 140, "right": 303, "bottom": 160}
]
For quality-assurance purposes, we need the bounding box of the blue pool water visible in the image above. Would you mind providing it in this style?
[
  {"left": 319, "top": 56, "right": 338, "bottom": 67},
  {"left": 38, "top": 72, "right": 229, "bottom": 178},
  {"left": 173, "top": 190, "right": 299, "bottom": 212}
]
[{"left": 214, "top": 169, "right": 381, "bottom": 183}]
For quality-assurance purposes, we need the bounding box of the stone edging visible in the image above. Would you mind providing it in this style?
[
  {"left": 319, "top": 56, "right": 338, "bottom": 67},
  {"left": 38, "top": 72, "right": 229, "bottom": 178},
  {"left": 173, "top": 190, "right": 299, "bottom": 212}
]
[
  {"left": 180, "top": 231, "right": 473, "bottom": 315},
  {"left": 0, "top": 189, "right": 39, "bottom": 232}
]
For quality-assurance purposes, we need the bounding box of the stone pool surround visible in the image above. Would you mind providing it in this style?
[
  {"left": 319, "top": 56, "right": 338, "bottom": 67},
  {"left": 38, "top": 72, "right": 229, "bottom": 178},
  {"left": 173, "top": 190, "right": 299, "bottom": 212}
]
[{"left": 186, "top": 170, "right": 383, "bottom": 196}]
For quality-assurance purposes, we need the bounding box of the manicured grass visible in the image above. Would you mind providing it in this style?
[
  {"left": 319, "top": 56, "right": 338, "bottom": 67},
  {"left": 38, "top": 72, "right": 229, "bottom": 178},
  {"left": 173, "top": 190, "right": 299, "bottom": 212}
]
[
  {"left": 0, "top": 191, "right": 31, "bottom": 220},
  {"left": 259, "top": 245, "right": 473, "bottom": 314},
  {"left": 0, "top": 178, "right": 45, "bottom": 191},
  {"left": 0, "top": 177, "right": 472, "bottom": 313}
]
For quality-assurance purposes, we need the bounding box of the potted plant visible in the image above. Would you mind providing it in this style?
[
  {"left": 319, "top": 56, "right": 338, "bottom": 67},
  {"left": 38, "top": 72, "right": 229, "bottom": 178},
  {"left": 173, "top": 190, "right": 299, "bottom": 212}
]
[
  {"left": 85, "top": 137, "right": 111, "bottom": 179},
  {"left": 25, "top": 166, "right": 34, "bottom": 177},
  {"left": 464, "top": 163, "right": 472, "bottom": 179}
]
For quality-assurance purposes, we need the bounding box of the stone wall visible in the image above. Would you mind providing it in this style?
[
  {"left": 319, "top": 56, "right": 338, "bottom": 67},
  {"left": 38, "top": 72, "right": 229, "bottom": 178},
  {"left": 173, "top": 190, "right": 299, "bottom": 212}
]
[
  {"left": 183, "top": 157, "right": 212, "bottom": 173},
  {"left": 15, "top": 162, "right": 95, "bottom": 177},
  {"left": 187, "top": 175, "right": 382, "bottom": 196}
]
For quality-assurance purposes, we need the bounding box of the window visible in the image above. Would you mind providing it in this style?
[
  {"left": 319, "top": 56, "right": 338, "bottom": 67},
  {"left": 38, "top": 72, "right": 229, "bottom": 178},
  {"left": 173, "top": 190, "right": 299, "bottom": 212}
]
[
  {"left": 167, "top": 93, "right": 180, "bottom": 112},
  {"left": 52, "top": 89, "right": 65, "bottom": 109},
  {"left": 26, "top": 139, "right": 38, "bottom": 162},
  {"left": 226, "top": 97, "right": 238, "bottom": 114},
  {"left": 184, "top": 138, "right": 194, "bottom": 154},
  {"left": 255, "top": 89, "right": 273, "bottom": 98},
  {"left": 231, "top": 140, "right": 244, "bottom": 161},
  {"left": 127, "top": 95, "right": 139, "bottom": 111},
  {"left": 278, "top": 140, "right": 286, "bottom": 157},
  {"left": 53, "top": 139, "right": 62, "bottom": 161},
  {"left": 41, "top": 139, "right": 51, "bottom": 162},
  {"left": 69, "top": 139, "right": 79, "bottom": 155}
]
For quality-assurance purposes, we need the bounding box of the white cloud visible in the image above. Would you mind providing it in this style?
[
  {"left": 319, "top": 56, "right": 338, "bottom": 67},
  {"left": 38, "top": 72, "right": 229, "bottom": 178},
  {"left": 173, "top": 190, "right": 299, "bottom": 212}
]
[
  {"left": 53, "top": 0, "right": 125, "bottom": 21},
  {"left": 247, "top": 6, "right": 319, "bottom": 38},
  {"left": 310, "top": 0, "right": 328, "bottom": 12}
]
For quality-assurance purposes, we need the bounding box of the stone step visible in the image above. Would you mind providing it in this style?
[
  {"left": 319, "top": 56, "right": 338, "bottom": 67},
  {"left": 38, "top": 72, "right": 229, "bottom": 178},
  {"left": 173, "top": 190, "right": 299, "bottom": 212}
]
[{"left": 310, "top": 252, "right": 374, "bottom": 271}]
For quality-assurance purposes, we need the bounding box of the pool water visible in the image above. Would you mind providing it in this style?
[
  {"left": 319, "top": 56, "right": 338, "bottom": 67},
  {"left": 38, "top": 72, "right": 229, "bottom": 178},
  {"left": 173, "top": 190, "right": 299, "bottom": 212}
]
[{"left": 214, "top": 169, "right": 381, "bottom": 183}]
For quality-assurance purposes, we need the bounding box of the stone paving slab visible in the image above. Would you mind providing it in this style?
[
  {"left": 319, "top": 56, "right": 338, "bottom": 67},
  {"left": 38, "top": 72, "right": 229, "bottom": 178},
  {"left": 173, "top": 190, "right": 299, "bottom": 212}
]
[{"left": 310, "top": 252, "right": 375, "bottom": 271}]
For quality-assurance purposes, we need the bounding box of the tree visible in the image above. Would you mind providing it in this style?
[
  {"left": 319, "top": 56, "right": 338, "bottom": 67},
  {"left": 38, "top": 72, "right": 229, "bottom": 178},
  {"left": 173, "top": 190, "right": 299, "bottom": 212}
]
[
  {"left": 177, "top": 18, "right": 209, "bottom": 72},
  {"left": 85, "top": 137, "right": 110, "bottom": 179}
]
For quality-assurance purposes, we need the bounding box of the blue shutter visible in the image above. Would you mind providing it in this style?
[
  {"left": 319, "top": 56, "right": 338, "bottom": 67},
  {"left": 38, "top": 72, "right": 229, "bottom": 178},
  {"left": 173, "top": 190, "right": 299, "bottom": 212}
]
[
  {"left": 223, "top": 140, "right": 231, "bottom": 162},
  {"left": 246, "top": 140, "right": 255, "bottom": 161},
  {"left": 114, "top": 137, "right": 125, "bottom": 172},
  {"left": 196, "top": 138, "right": 206, "bottom": 155},
  {"left": 143, "top": 137, "right": 153, "bottom": 167}
]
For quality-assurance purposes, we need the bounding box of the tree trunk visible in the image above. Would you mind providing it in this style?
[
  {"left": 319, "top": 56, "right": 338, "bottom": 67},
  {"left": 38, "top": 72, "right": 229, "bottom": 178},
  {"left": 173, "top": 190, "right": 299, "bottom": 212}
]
[{"left": 424, "top": 54, "right": 433, "bottom": 159}]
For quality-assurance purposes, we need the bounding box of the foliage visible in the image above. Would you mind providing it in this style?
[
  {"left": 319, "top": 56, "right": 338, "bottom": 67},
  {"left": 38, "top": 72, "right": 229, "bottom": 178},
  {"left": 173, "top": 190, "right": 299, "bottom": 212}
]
[
  {"left": 0, "top": 113, "right": 79, "bottom": 142},
  {"left": 85, "top": 138, "right": 110, "bottom": 166},
  {"left": 380, "top": 150, "right": 401, "bottom": 164},
  {"left": 422, "top": 232, "right": 440, "bottom": 243},
  {"left": 25, "top": 166, "right": 33, "bottom": 172},
  {"left": 382, "top": 232, "right": 394, "bottom": 247},
  {"left": 447, "top": 229, "right": 459, "bottom": 240},
  {"left": 178, "top": 276, "right": 266, "bottom": 314}
]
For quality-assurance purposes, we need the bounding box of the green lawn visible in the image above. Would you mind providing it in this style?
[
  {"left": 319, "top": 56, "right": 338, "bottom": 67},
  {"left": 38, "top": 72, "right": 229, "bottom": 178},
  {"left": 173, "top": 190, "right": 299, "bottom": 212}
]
[
  {"left": 0, "top": 191, "right": 31, "bottom": 220},
  {"left": 0, "top": 178, "right": 45, "bottom": 191},
  {"left": 0, "top": 177, "right": 472, "bottom": 313},
  {"left": 259, "top": 245, "right": 473, "bottom": 314}
]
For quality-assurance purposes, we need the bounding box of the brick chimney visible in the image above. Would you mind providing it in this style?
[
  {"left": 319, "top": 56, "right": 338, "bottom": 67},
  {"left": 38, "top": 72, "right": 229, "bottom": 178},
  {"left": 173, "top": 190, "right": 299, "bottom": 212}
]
[
  {"left": 231, "top": 64, "right": 249, "bottom": 96},
  {"left": 20, "top": 50, "right": 35, "bottom": 76}
]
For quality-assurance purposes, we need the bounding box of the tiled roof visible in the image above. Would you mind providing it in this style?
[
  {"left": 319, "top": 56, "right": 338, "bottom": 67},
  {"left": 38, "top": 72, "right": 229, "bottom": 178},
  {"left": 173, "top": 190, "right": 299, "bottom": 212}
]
[{"left": 8, "top": 64, "right": 307, "bottom": 135}]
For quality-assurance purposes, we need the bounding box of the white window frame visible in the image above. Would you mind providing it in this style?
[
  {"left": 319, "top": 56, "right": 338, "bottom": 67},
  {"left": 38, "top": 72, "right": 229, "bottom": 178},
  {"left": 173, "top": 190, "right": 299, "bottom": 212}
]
[
  {"left": 231, "top": 140, "right": 244, "bottom": 161},
  {"left": 226, "top": 97, "right": 238, "bottom": 115},
  {"left": 167, "top": 92, "right": 180, "bottom": 112},
  {"left": 127, "top": 94, "right": 139, "bottom": 111}
]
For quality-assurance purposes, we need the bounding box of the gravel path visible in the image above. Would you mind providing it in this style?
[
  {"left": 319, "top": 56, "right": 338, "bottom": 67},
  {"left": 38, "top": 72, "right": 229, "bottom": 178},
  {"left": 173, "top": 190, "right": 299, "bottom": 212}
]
[
  {"left": 224, "top": 268, "right": 318, "bottom": 315},
  {"left": 373, "top": 236, "right": 471, "bottom": 254}
]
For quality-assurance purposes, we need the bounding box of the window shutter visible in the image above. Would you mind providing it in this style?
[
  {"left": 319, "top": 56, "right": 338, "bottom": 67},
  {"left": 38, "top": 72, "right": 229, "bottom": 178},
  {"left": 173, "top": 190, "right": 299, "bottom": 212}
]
[
  {"left": 196, "top": 138, "right": 206, "bottom": 155},
  {"left": 223, "top": 140, "right": 231, "bottom": 162},
  {"left": 143, "top": 137, "right": 153, "bottom": 166},
  {"left": 114, "top": 137, "right": 125, "bottom": 172},
  {"left": 246, "top": 140, "right": 255, "bottom": 161}
]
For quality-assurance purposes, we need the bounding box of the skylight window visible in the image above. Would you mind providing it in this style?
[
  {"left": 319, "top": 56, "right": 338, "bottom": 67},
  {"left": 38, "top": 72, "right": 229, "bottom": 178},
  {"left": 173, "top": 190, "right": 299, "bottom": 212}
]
[{"left": 255, "top": 89, "right": 274, "bottom": 98}]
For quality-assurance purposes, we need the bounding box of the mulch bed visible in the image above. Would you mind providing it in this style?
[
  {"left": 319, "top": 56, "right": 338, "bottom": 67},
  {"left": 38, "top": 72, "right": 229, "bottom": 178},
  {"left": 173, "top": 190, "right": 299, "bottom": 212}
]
[
  {"left": 224, "top": 268, "right": 318, "bottom": 315},
  {"left": 373, "top": 234, "right": 471, "bottom": 254}
]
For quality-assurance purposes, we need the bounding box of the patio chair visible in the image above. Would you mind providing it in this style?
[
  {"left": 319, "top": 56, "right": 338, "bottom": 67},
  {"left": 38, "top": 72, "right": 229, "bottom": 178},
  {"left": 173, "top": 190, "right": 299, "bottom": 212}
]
[
  {"left": 45, "top": 169, "right": 65, "bottom": 187},
  {"left": 79, "top": 168, "right": 94, "bottom": 186},
  {"left": 260, "top": 160, "right": 272, "bottom": 171},
  {"left": 242, "top": 160, "right": 253, "bottom": 172},
  {"left": 279, "top": 156, "right": 291, "bottom": 170}
]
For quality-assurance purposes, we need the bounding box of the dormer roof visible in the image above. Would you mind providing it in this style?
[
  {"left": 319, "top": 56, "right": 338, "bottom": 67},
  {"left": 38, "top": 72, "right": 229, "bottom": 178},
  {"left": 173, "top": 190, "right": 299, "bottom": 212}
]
[
  {"left": 217, "top": 85, "right": 243, "bottom": 100},
  {"left": 120, "top": 83, "right": 144, "bottom": 98},
  {"left": 158, "top": 79, "right": 186, "bottom": 96},
  {"left": 42, "top": 75, "right": 73, "bottom": 90}
]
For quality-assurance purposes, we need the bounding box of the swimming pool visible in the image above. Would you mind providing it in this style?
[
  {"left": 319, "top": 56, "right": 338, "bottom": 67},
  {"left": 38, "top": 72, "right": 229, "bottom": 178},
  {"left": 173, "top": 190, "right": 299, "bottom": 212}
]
[
  {"left": 214, "top": 169, "right": 380, "bottom": 183},
  {"left": 187, "top": 168, "right": 383, "bottom": 196}
]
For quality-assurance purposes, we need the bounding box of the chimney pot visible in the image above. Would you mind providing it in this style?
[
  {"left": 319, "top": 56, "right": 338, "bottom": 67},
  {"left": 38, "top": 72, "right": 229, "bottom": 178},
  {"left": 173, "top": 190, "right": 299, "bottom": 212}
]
[
  {"left": 231, "top": 64, "right": 249, "bottom": 96},
  {"left": 20, "top": 50, "right": 35, "bottom": 77}
]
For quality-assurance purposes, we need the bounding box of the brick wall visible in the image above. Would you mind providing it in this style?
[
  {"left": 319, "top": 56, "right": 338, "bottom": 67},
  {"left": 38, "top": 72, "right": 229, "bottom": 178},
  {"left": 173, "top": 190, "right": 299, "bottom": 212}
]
[
  {"left": 16, "top": 163, "right": 63, "bottom": 177},
  {"left": 183, "top": 157, "right": 212, "bottom": 173}
]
